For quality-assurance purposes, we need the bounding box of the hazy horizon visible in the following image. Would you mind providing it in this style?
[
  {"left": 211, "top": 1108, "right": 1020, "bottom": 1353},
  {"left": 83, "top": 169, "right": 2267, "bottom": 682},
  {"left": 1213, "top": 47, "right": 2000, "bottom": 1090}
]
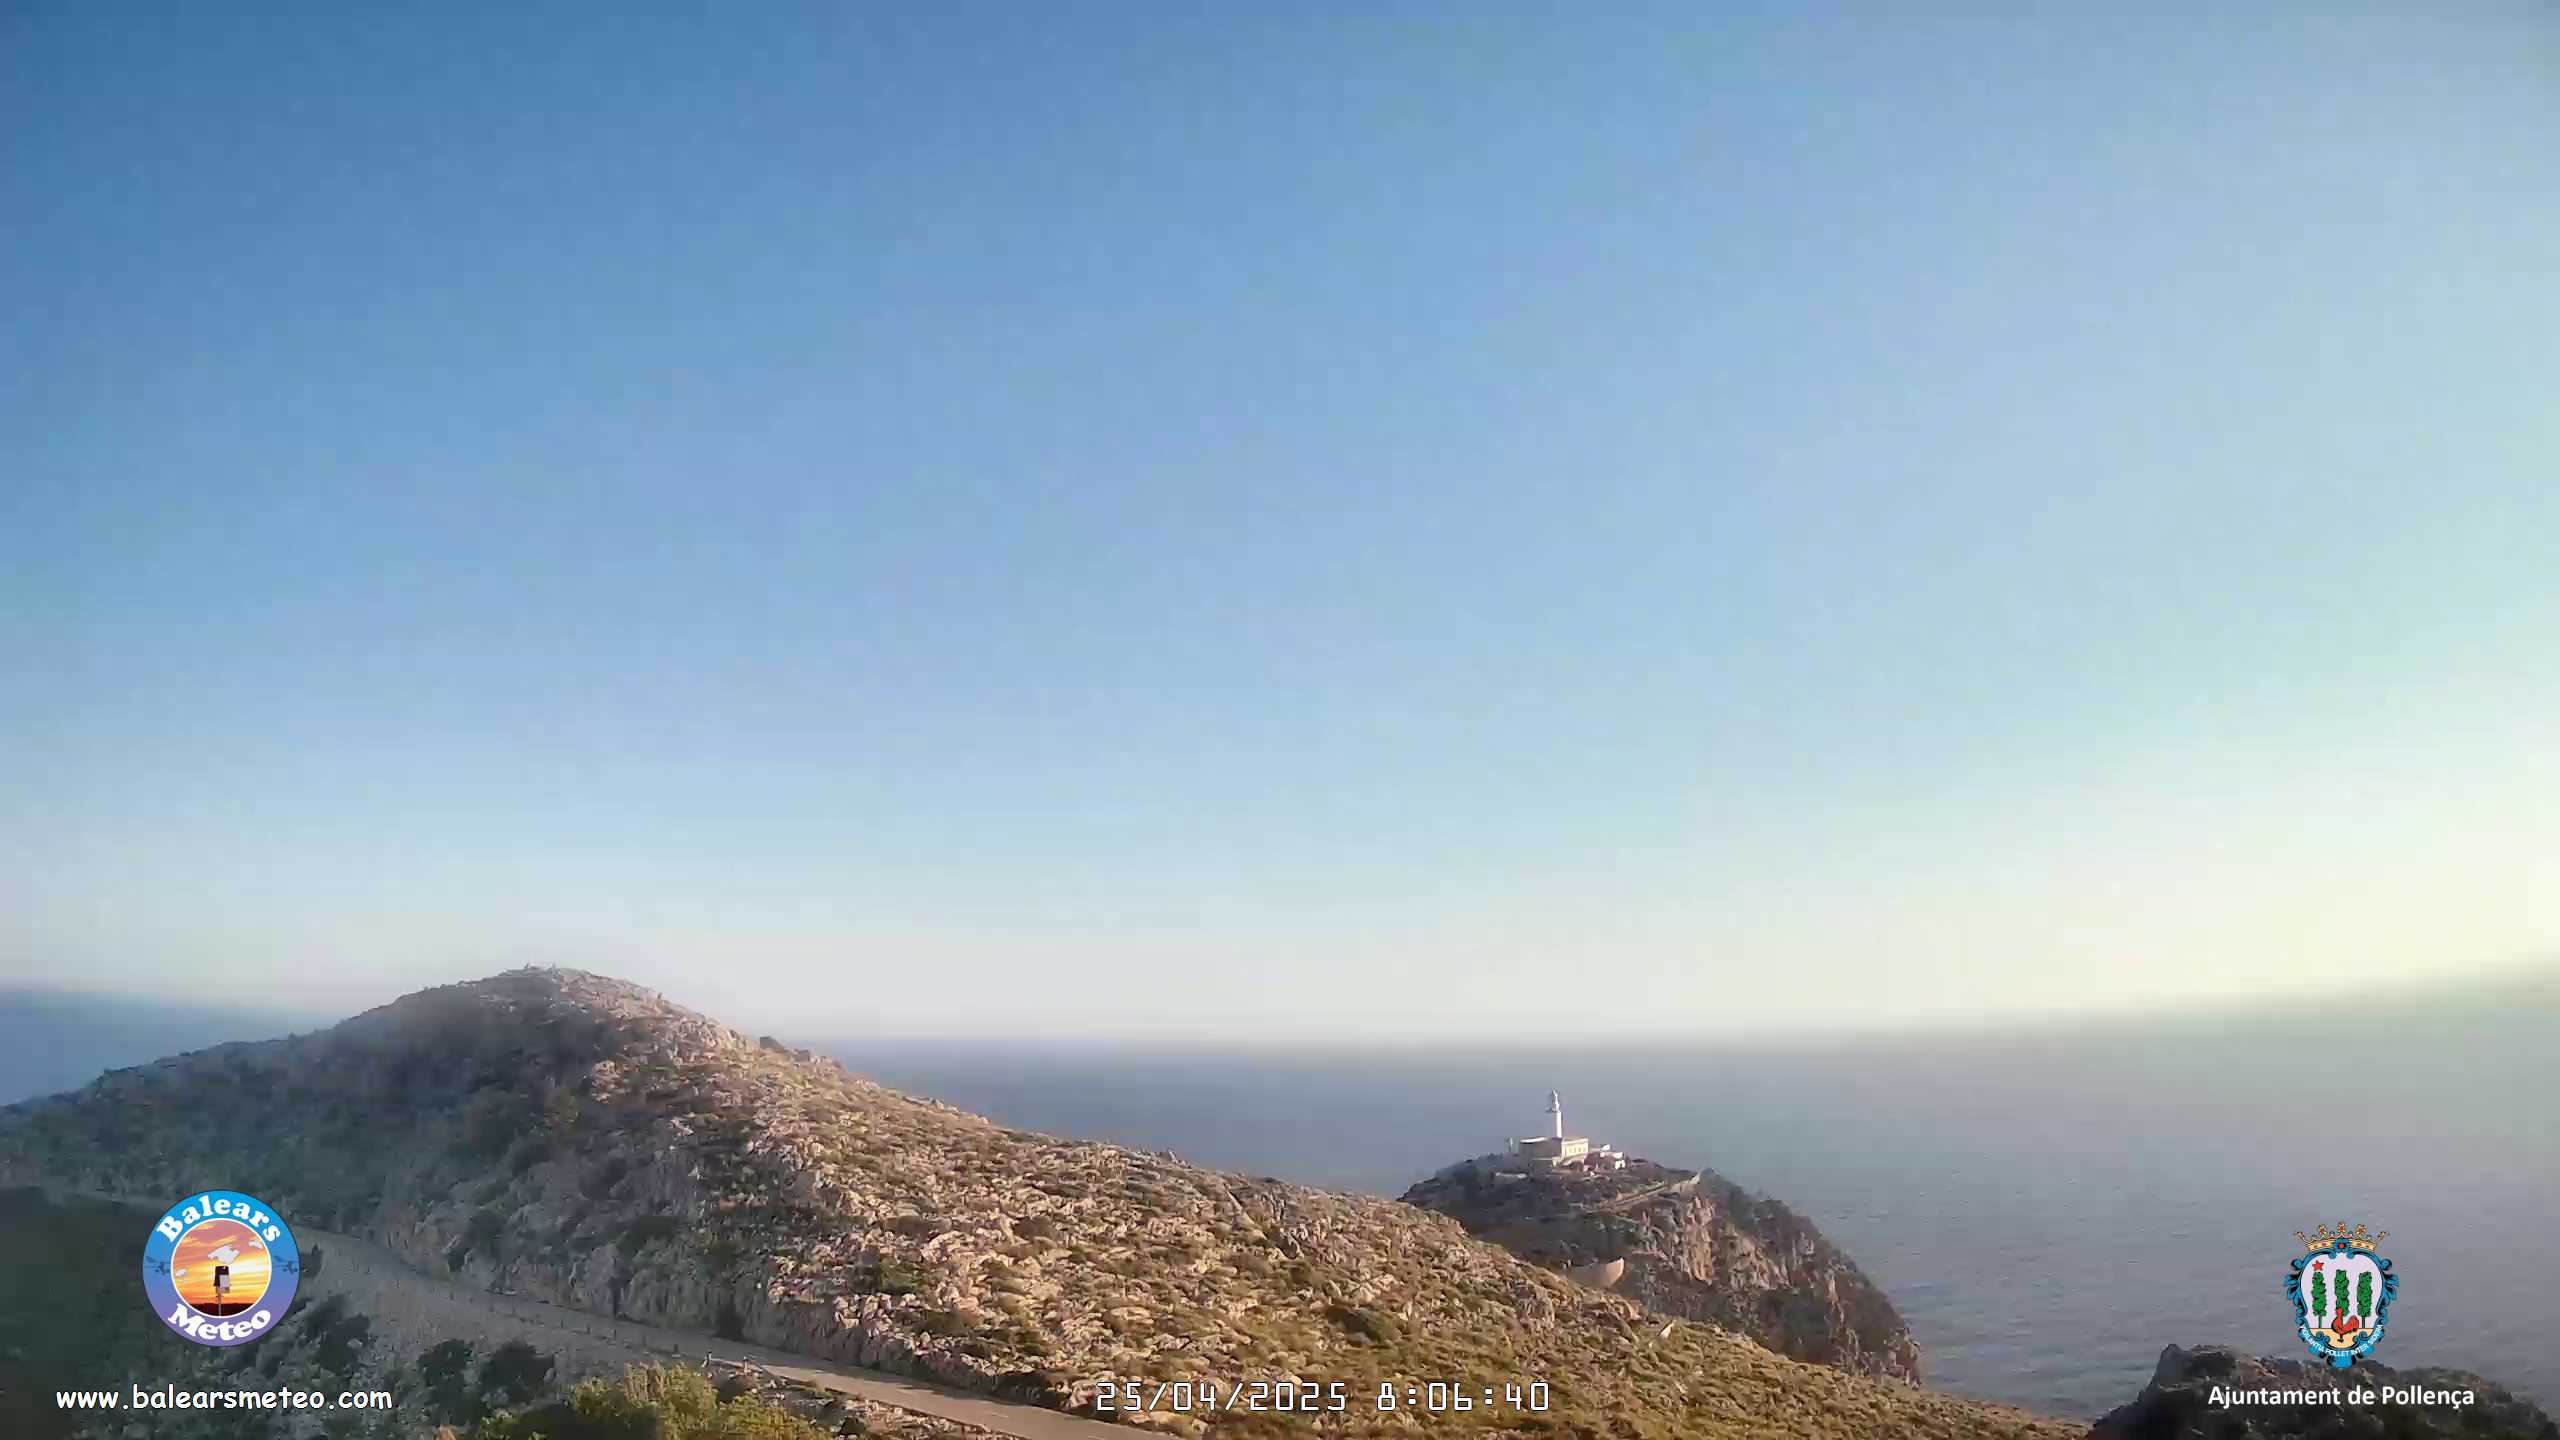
[
  {"left": 4, "top": 961, "right": 2552, "bottom": 1104},
  {"left": 829, "top": 985, "right": 2560, "bottom": 1413},
  {"left": 9, "top": 7, "right": 2557, "bottom": 1037}
]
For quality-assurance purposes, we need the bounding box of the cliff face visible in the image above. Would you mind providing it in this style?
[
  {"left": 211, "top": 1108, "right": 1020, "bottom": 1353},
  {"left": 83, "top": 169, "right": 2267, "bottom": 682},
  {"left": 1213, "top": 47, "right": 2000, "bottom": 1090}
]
[
  {"left": 1401, "top": 1157, "right": 1923, "bottom": 1383},
  {"left": 1, "top": 968, "right": 2081, "bottom": 1440},
  {"left": 2090, "top": 1344, "right": 2557, "bottom": 1440}
]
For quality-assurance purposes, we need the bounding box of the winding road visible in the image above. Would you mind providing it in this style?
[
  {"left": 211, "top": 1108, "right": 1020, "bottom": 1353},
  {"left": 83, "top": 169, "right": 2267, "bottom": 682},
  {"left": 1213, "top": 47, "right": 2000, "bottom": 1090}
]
[{"left": 50, "top": 1186, "right": 1132, "bottom": 1440}]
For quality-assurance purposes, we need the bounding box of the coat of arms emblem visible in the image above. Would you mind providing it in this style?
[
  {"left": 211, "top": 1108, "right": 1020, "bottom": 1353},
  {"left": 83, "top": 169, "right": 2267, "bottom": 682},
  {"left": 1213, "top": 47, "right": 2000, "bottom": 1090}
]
[{"left": 2287, "top": 1222, "right": 2396, "bottom": 1367}]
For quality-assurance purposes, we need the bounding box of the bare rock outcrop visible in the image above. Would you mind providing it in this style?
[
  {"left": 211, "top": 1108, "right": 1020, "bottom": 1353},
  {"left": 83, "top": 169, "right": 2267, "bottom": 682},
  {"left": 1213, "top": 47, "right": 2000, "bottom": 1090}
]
[
  {"left": 2089, "top": 1343, "right": 2556, "bottom": 1440},
  {"left": 1401, "top": 1156, "right": 1923, "bottom": 1382}
]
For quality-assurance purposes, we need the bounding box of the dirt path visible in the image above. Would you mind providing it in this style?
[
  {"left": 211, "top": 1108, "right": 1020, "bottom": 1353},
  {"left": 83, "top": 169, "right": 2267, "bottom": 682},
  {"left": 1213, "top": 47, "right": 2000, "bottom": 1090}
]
[
  {"left": 308, "top": 1225, "right": 1135, "bottom": 1440},
  {"left": 48, "top": 1186, "right": 1133, "bottom": 1440}
]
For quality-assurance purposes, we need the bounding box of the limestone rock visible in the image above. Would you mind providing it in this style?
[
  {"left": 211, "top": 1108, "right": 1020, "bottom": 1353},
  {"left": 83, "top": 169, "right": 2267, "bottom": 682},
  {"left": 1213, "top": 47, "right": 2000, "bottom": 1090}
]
[{"left": 1400, "top": 1155, "right": 1923, "bottom": 1382}]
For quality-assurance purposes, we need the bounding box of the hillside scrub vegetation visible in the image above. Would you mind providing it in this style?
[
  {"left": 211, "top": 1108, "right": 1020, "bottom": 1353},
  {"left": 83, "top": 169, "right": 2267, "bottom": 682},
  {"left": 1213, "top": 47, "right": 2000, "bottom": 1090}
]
[{"left": 1, "top": 969, "right": 2083, "bottom": 1440}]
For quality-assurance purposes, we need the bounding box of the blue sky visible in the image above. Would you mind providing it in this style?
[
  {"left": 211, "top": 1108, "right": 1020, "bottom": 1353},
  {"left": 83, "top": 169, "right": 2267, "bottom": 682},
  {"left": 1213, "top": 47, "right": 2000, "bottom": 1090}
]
[{"left": 5, "top": 5, "right": 2555, "bottom": 1038}]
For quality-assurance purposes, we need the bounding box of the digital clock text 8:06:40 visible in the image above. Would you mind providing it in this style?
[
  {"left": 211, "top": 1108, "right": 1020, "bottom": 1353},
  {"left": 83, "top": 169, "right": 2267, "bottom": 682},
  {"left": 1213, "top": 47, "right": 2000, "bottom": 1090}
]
[
  {"left": 1090, "top": 1380, "right": 1551, "bottom": 1415},
  {"left": 1381, "top": 1381, "right": 1551, "bottom": 1413}
]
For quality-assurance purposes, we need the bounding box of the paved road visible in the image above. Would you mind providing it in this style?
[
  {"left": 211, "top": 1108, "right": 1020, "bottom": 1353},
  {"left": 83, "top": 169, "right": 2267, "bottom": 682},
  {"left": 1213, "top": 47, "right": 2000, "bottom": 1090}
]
[{"left": 45, "top": 1185, "right": 1135, "bottom": 1440}]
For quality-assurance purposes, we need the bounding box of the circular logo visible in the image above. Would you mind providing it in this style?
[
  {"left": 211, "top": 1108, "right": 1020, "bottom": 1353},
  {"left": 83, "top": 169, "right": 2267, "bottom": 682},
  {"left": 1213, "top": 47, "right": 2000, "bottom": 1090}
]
[{"left": 141, "top": 1190, "right": 300, "bottom": 1346}]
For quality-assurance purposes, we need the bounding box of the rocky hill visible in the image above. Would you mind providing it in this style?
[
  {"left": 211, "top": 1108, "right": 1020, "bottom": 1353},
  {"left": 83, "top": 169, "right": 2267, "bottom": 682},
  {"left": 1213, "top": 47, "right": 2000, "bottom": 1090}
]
[
  {"left": 1401, "top": 1157, "right": 1921, "bottom": 1383},
  {"left": 1, "top": 968, "right": 2089, "bottom": 1440},
  {"left": 2090, "top": 1344, "right": 2557, "bottom": 1440}
]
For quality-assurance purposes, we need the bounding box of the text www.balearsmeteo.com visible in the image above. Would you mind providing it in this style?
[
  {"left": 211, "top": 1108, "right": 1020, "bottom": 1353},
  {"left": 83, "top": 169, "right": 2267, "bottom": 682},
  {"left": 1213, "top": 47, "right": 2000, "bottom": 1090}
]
[{"left": 56, "top": 1385, "right": 395, "bottom": 1413}]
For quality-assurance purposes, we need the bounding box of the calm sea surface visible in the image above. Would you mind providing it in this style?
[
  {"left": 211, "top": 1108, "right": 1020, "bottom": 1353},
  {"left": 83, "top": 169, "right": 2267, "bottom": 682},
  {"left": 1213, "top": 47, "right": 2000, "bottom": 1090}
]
[{"left": 834, "top": 982, "right": 2558, "bottom": 1419}]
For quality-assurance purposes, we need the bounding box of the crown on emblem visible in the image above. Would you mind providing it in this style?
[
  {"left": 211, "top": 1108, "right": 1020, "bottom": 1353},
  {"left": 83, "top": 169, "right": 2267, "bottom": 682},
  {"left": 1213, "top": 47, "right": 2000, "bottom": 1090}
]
[{"left": 2296, "top": 1222, "right": 2386, "bottom": 1252}]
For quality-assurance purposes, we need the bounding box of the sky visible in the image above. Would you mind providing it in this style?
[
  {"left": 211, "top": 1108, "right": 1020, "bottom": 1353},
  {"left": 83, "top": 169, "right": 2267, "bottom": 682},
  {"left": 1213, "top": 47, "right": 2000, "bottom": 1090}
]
[{"left": 4, "top": 5, "right": 2555, "bottom": 1041}]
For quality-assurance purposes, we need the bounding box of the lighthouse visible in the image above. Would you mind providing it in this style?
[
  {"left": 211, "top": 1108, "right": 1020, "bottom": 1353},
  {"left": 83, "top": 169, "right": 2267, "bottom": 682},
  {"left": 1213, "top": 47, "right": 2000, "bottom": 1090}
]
[{"left": 1508, "top": 1092, "right": 1621, "bottom": 1170}]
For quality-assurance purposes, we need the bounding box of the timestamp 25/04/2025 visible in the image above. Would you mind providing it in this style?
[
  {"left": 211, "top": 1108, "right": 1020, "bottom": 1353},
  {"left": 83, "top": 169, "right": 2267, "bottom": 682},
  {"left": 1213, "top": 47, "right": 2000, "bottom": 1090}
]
[{"left": 1093, "top": 1380, "right": 1552, "bottom": 1415}]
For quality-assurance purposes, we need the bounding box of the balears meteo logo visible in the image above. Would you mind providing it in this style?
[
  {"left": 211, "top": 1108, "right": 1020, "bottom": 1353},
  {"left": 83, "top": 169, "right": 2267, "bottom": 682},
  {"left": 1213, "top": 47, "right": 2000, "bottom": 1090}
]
[
  {"left": 141, "top": 1190, "right": 301, "bottom": 1346},
  {"left": 2286, "top": 1222, "right": 2397, "bottom": 1368}
]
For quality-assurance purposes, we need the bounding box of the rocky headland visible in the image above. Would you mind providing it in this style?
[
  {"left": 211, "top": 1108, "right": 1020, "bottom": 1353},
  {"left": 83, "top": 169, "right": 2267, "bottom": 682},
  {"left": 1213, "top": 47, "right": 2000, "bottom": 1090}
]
[
  {"left": 1401, "top": 1153, "right": 1922, "bottom": 1383},
  {"left": 0, "top": 967, "right": 2080, "bottom": 1440}
]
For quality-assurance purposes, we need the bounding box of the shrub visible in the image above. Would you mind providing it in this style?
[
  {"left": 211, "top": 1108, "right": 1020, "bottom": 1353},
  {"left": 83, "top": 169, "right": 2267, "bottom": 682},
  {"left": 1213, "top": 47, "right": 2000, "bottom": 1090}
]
[
  {"left": 582, "top": 1157, "right": 631, "bottom": 1200},
  {"left": 314, "top": 1312, "right": 372, "bottom": 1377},
  {"left": 856, "top": 1259, "right": 923, "bottom": 1296},
  {"left": 477, "top": 1340, "right": 554, "bottom": 1407},
  {"left": 297, "top": 1293, "right": 349, "bottom": 1337},
  {"left": 461, "top": 1089, "right": 534, "bottom": 1160},
  {"left": 910, "top": 1307, "right": 976, "bottom": 1338},
  {"left": 420, "top": 1339, "right": 475, "bottom": 1387},
  {"left": 449, "top": 1206, "right": 506, "bottom": 1271},
  {"left": 541, "top": 1080, "right": 581, "bottom": 1135},
  {"left": 616, "top": 1214, "right": 681, "bottom": 1258},
  {"left": 468, "top": 1363, "right": 830, "bottom": 1440},
  {"left": 425, "top": 1374, "right": 479, "bottom": 1427},
  {"left": 1324, "top": 1303, "right": 1400, "bottom": 1346}
]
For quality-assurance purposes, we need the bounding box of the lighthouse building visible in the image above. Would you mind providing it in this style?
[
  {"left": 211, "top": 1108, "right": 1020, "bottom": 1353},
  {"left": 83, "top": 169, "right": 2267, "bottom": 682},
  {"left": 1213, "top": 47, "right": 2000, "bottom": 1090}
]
[{"left": 1505, "top": 1093, "right": 1626, "bottom": 1171}]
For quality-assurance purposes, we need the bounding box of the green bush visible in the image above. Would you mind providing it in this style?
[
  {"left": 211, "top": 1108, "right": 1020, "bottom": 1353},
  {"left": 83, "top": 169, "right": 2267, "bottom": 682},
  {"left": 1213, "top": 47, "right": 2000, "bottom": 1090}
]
[
  {"left": 313, "top": 1312, "right": 373, "bottom": 1377},
  {"left": 582, "top": 1156, "right": 631, "bottom": 1199},
  {"left": 461, "top": 1089, "right": 535, "bottom": 1160},
  {"left": 420, "top": 1339, "right": 475, "bottom": 1386},
  {"left": 542, "top": 1080, "right": 582, "bottom": 1135},
  {"left": 469, "top": 1363, "right": 826, "bottom": 1440},
  {"left": 477, "top": 1340, "right": 555, "bottom": 1407},
  {"left": 855, "top": 1258, "right": 923, "bottom": 1296},
  {"left": 1324, "top": 1303, "right": 1400, "bottom": 1346},
  {"left": 297, "top": 1292, "right": 350, "bottom": 1337},
  {"left": 617, "top": 1214, "right": 682, "bottom": 1258}
]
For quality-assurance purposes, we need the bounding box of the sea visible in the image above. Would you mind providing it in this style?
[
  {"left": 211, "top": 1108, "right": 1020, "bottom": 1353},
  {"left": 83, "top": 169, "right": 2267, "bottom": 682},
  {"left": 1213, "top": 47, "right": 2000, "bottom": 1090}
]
[
  {"left": 831, "top": 978, "right": 2559, "bottom": 1419},
  {"left": 5, "top": 975, "right": 2551, "bottom": 1419}
]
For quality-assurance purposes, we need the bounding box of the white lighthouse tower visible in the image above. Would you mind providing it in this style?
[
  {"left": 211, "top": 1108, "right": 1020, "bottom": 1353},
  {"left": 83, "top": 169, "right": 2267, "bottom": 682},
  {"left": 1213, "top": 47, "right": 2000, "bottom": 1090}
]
[
  {"left": 1509, "top": 1091, "right": 1621, "bottom": 1169},
  {"left": 1477, "top": 1092, "right": 1628, "bottom": 1175}
]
